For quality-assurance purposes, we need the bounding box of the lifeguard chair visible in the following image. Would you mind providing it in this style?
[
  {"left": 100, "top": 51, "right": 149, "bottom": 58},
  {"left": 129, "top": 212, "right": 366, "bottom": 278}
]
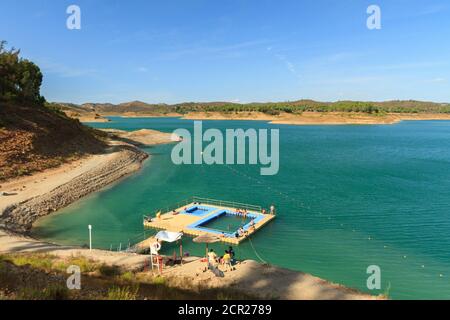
[
  {"left": 149, "top": 230, "right": 184, "bottom": 273},
  {"left": 150, "top": 241, "right": 162, "bottom": 273}
]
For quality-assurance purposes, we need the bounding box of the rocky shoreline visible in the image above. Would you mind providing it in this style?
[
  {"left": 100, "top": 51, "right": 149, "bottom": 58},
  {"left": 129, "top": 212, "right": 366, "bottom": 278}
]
[{"left": 0, "top": 144, "right": 148, "bottom": 233}]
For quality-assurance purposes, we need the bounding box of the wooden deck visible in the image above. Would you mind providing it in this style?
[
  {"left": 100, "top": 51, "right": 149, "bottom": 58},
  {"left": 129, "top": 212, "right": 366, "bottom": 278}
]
[{"left": 142, "top": 202, "right": 275, "bottom": 245}]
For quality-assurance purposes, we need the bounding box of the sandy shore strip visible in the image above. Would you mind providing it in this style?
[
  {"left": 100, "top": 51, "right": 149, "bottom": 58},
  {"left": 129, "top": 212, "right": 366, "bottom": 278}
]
[
  {"left": 101, "top": 129, "right": 179, "bottom": 146},
  {"left": 0, "top": 143, "right": 148, "bottom": 233},
  {"left": 182, "top": 111, "right": 450, "bottom": 125},
  {"left": 78, "top": 116, "right": 111, "bottom": 123},
  {"left": 0, "top": 229, "right": 150, "bottom": 270},
  {"left": 77, "top": 111, "right": 450, "bottom": 125}
]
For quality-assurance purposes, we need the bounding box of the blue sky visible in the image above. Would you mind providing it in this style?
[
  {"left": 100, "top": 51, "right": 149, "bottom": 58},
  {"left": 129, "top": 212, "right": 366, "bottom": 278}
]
[{"left": 1, "top": 0, "right": 449, "bottom": 104}]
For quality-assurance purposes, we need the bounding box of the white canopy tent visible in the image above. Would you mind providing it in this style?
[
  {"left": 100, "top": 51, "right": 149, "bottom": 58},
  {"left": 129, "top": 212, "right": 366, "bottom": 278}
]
[
  {"left": 150, "top": 231, "right": 184, "bottom": 272},
  {"left": 155, "top": 230, "right": 183, "bottom": 243}
]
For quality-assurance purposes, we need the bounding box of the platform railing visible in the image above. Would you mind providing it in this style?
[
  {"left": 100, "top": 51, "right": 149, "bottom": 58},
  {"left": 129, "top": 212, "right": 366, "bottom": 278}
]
[
  {"left": 143, "top": 196, "right": 263, "bottom": 222},
  {"left": 192, "top": 196, "right": 262, "bottom": 212}
]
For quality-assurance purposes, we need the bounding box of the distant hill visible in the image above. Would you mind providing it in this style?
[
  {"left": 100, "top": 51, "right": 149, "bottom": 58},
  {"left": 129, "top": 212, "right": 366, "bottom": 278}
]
[{"left": 57, "top": 99, "right": 450, "bottom": 117}]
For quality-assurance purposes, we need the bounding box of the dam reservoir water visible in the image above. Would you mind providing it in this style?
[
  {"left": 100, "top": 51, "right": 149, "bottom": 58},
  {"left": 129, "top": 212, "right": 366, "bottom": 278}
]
[{"left": 33, "top": 117, "right": 450, "bottom": 299}]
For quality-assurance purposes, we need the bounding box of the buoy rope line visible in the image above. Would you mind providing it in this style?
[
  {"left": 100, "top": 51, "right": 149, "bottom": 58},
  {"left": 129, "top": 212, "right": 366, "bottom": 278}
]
[{"left": 223, "top": 163, "right": 446, "bottom": 279}]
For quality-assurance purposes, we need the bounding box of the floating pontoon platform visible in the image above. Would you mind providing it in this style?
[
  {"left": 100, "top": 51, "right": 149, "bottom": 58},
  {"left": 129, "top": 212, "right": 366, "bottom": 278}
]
[{"left": 143, "top": 197, "right": 275, "bottom": 245}]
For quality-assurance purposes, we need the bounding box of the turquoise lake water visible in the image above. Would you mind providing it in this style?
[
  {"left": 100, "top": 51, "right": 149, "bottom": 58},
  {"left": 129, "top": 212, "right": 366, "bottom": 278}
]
[{"left": 33, "top": 117, "right": 450, "bottom": 299}]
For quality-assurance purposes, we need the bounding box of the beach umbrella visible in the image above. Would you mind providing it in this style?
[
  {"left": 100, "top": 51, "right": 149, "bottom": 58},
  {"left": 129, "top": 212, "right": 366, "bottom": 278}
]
[
  {"left": 193, "top": 234, "right": 221, "bottom": 257},
  {"left": 193, "top": 234, "right": 225, "bottom": 277}
]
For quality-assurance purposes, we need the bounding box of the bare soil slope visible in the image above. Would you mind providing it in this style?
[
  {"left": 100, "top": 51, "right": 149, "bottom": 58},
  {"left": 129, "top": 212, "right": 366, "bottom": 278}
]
[{"left": 0, "top": 103, "right": 106, "bottom": 182}]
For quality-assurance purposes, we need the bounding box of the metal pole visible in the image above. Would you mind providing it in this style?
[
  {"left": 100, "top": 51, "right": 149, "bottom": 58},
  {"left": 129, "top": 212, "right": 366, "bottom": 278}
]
[
  {"left": 88, "top": 225, "right": 92, "bottom": 251},
  {"left": 180, "top": 241, "right": 183, "bottom": 265}
]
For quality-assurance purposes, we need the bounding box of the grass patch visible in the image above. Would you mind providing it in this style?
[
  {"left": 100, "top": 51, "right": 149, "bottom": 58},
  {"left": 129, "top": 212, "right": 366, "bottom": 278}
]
[
  {"left": 66, "top": 256, "right": 98, "bottom": 273},
  {"left": 107, "top": 286, "right": 139, "bottom": 300},
  {"left": 152, "top": 276, "right": 166, "bottom": 286},
  {"left": 119, "top": 271, "right": 135, "bottom": 282},
  {"left": 5, "top": 254, "right": 54, "bottom": 271},
  {"left": 0, "top": 253, "right": 262, "bottom": 300},
  {"left": 17, "top": 284, "right": 70, "bottom": 300},
  {"left": 44, "top": 284, "right": 70, "bottom": 300},
  {"left": 3, "top": 254, "right": 100, "bottom": 274}
]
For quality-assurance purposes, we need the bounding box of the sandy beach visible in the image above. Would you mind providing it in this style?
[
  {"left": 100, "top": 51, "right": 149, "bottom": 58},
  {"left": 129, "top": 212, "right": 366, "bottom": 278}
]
[
  {"left": 164, "top": 259, "right": 380, "bottom": 300},
  {"left": 101, "top": 129, "right": 179, "bottom": 146},
  {"left": 0, "top": 143, "right": 148, "bottom": 233},
  {"left": 74, "top": 110, "right": 450, "bottom": 125},
  {"left": 78, "top": 116, "right": 111, "bottom": 123}
]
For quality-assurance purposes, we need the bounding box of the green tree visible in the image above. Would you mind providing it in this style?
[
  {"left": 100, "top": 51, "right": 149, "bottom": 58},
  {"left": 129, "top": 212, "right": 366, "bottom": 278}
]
[{"left": 0, "top": 40, "right": 44, "bottom": 104}]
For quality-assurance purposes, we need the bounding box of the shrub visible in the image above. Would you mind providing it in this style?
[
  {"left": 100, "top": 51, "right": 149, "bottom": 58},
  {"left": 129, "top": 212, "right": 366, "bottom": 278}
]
[
  {"left": 17, "top": 285, "right": 69, "bottom": 300},
  {"left": 17, "top": 287, "right": 44, "bottom": 300},
  {"left": 98, "top": 264, "right": 121, "bottom": 277},
  {"left": 0, "top": 260, "right": 7, "bottom": 281},
  {"left": 43, "top": 284, "right": 70, "bottom": 300}
]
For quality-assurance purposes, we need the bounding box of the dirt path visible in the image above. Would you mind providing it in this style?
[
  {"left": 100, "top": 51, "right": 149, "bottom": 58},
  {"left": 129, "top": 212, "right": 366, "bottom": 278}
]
[{"left": 0, "top": 229, "right": 149, "bottom": 270}]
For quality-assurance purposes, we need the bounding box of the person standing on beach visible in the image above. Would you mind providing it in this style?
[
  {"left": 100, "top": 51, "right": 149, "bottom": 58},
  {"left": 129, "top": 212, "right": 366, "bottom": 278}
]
[
  {"left": 208, "top": 249, "right": 218, "bottom": 266},
  {"left": 228, "top": 246, "right": 235, "bottom": 262},
  {"left": 222, "top": 250, "right": 233, "bottom": 271}
]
